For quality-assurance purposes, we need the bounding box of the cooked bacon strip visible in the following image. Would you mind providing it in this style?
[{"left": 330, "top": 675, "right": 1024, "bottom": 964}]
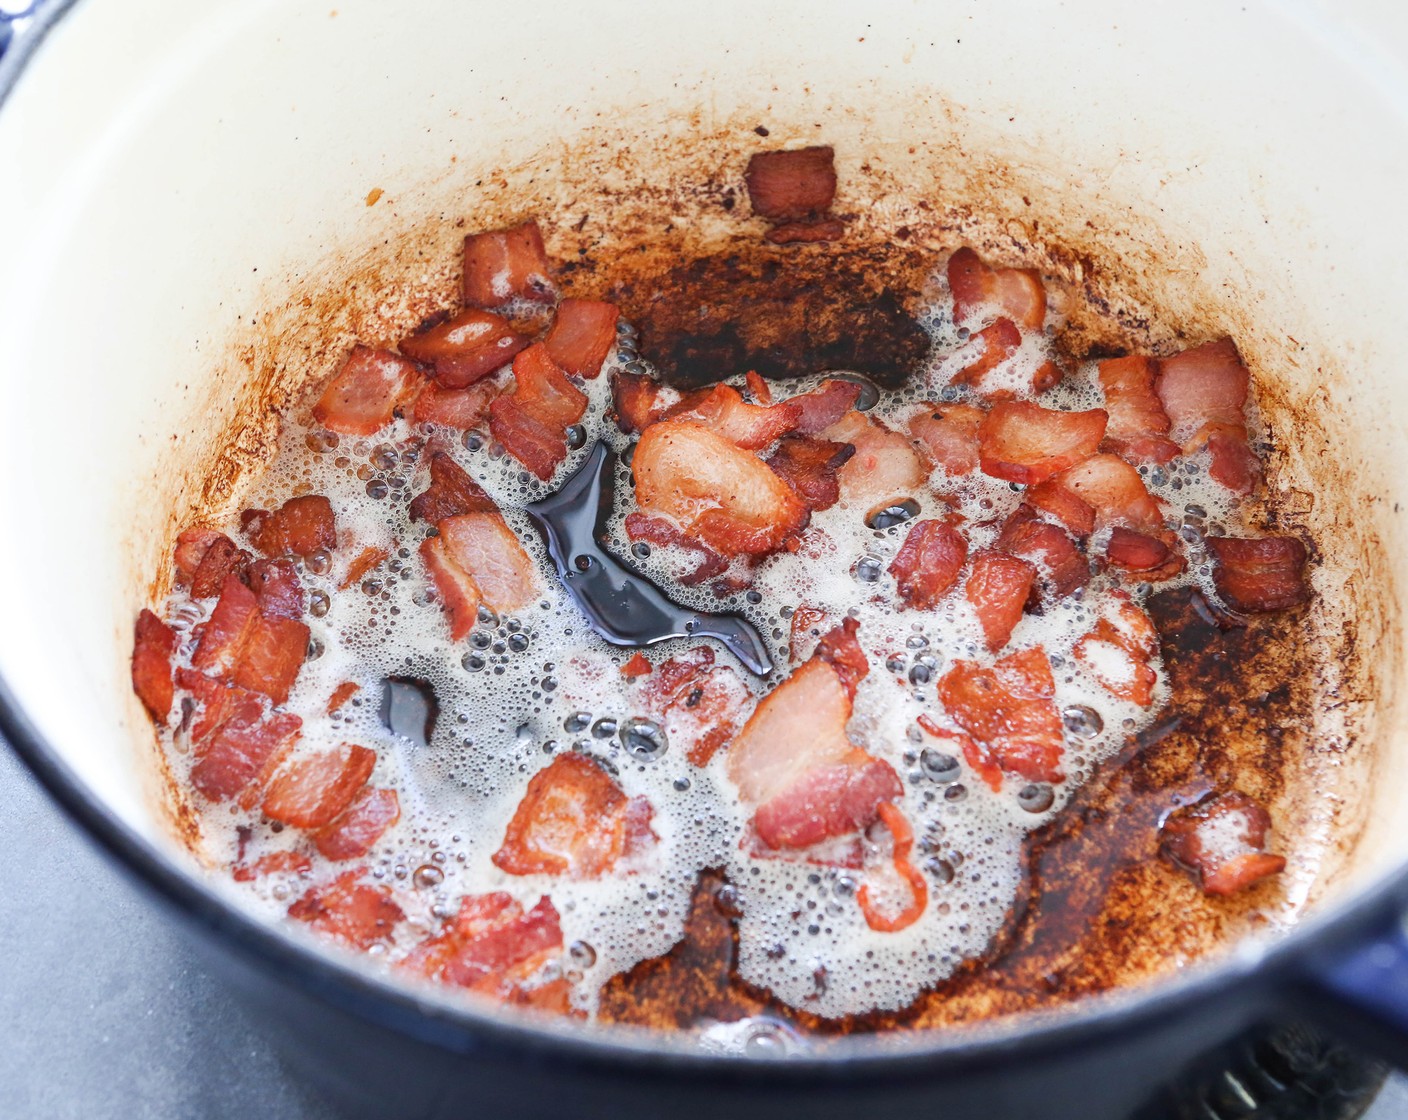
[
  {"left": 1104, "top": 527, "right": 1172, "bottom": 574},
  {"left": 947, "top": 318, "right": 1059, "bottom": 398},
  {"left": 489, "top": 343, "right": 588, "bottom": 480},
  {"left": 669, "top": 384, "right": 800, "bottom": 450},
  {"left": 753, "top": 757, "right": 905, "bottom": 851},
  {"left": 401, "top": 892, "right": 562, "bottom": 999},
  {"left": 313, "top": 787, "right": 401, "bottom": 861},
  {"left": 965, "top": 551, "right": 1037, "bottom": 652},
  {"left": 1156, "top": 338, "right": 1260, "bottom": 493},
  {"left": 822, "top": 410, "right": 927, "bottom": 522},
  {"left": 191, "top": 709, "right": 302, "bottom": 802},
  {"left": 612, "top": 372, "right": 669, "bottom": 434},
  {"left": 745, "top": 146, "right": 837, "bottom": 222},
  {"left": 1098, "top": 355, "right": 1179, "bottom": 465},
  {"left": 174, "top": 527, "right": 223, "bottom": 586},
  {"left": 977, "top": 401, "right": 1107, "bottom": 486},
  {"left": 638, "top": 646, "right": 751, "bottom": 766},
  {"left": 745, "top": 370, "right": 773, "bottom": 404},
  {"left": 1205, "top": 536, "right": 1310, "bottom": 613},
  {"left": 263, "top": 743, "right": 377, "bottom": 829},
  {"left": 247, "top": 558, "right": 303, "bottom": 621},
  {"left": 175, "top": 667, "right": 265, "bottom": 744},
  {"left": 461, "top": 220, "right": 555, "bottom": 308},
  {"left": 1074, "top": 594, "right": 1160, "bottom": 706},
  {"left": 243, "top": 495, "right": 337, "bottom": 559},
  {"left": 419, "top": 535, "right": 480, "bottom": 641},
  {"left": 621, "top": 513, "right": 729, "bottom": 586},
  {"left": 888, "top": 520, "right": 968, "bottom": 609},
  {"left": 910, "top": 403, "right": 986, "bottom": 476},
  {"left": 492, "top": 753, "right": 655, "bottom": 878},
  {"left": 1028, "top": 453, "right": 1163, "bottom": 536},
  {"left": 994, "top": 504, "right": 1089, "bottom": 606},
  {"left": 766, "top": 218, "right": 847, "bottom": 244},
  {"left": 789, "top": 379, "right": 863, "bottom": 435},
  {"left": 543, "top": 298, "right": 619, "bottom": 378},
  {"left": 633, "top": 421, "right": 808, "bottom": 557},
  {"left": 400, "top": 309, "right": 530, "bottom": 390},
  {"left": 192, "top": 573, "right": 261, "bottom": 679},
  {"left": 233, "top": 850, "right": 312, "bottom": 883},
  {"left": 939, "top": 648, "right": 1064, "bottom": 783},
  {"left": 1160, "top": 791, "right": 1286, "bottom": 895},
  {"left": 186, "top": 532, "right": 250, "bottom": 599},
  {"left": 327, "top": 681, "right": 360, "bottom": 714},
  {"left": 408, "top": 450, "right": 497, "bottom": 524},
  {"left": 313, "top": 346, "right": 423, "bottom": 436},
  {"left": 289, "top": 870, "right": 404, "bottom": 949},
  {"left": 948, "top": 247, "right": 1046, "bottom": 332},
  {"left": 855, "top": 802, "right": 927, "bottom": 933},
  {"left": 437, "top": 513, "right": 538, "bottom": 611},
  {"left": 765, "top": 436, "right": 855, "bottom": 510},
  {"left": 131, "top": 610, "right": 176, "bottom": 725},
  {"left": 411, "top": 377, "right": 502, "bottom": 429},
  {"left": 233, "top": 613, "right": 310, "bottom": 705},
  {"left": 341, "top": 546, "right": 388, "bottom": 591}
]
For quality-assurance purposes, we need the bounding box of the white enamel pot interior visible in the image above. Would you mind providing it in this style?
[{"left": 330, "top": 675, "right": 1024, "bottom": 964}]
[{"left": 3, "top": 0, "right": 1408, "bottom": 1079}]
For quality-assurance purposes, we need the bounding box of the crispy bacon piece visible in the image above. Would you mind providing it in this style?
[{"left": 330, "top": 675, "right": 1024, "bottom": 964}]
[
  {"left": 327, "top": 681, "right": 360, "bottom": 714},
  {"left": 744, "top": 146, "right": 837, "bottom": 222},
  {"left": 191, "top": 573, "right": 261, "bottom": 679},
  {"left": 888, "top": 520, "right": 968, "bottom": 609},
  {"left": 994, "top": 504, "right": 1089, "bottom": 605},
  {"left": 1074, "top": 594, "right": 1160, "bottom": 706},
  {"left": 400, "top": 309, "right": 531, "bottom": 390},
  {"left": 233, "top": 850, "right": 312, "bottom": 883},
  {"left": 288, "top": 870, "right": 404, "bottom": 949},
  {"left": 766, "top": 218, "right": 847, "bottom": 244},
  {"left": 745, "top": 370, "right": 773, "bottom": 404},
  {"left": 621, "top": 513, "right": 729, "bottom": 586},
  {"left": 461, "top": 220, "right": 555, "bottom": 308},
  {"left": 612, "top": 371, "right": 669, "bottom": 434},
  {"left": 489, "top": 343, "right": 588, "bottom": 480},
  {"left": 633, "top": 421, "right": 808, "bottom": 556},
  {"left": 131, "top": 610, "right": 176, "bottom": 725},
  {"left": 765, "top": 436, "right": 855, "bottom": 510},
  {"left": 1160, "top": 791, "right": 1286, "bottom": 895},
  {"left": 948, "top": 247, "right": 1046, "bottom": 332},
  {"left": 910, "top": 403, "right": 986, "bottom": 476},
  {"left": 263, "top": 743, "right": 377, "bottom": 829},
  {"left": 1156, "top": 338, "right": 1260, "bottom": 494},
  {"left": 492, "top": 753, "right": 655, "bottom": 878},
  {"left": 939, "top": 648, "right": 1064, "bottom": 783},
  {"left": 175, "top": 667, "right": 265, "bottom": 744},
  {"left": 1205, "top": 536, "right": 1310, "bottom": 613},
  {"left": 401, "top": 893, "right": 562, "bottom": 998},
  {"left": 1029, "top": 453, "right": 1163, "bottom": 536},
  {"left": 408, "top": 450, "right": 497, "bottom": 524},
  {"left": 313, "top": 787, "right": 401, "bottom": 861},
  {"left": 669, "top": 384, "right": 800, "bottom": 450},
  {"left": 341, "top": 546, "right": 388, "bottom": 591},
  {"left": 822, "top": 410, "right": 927, "bottom": 522},
  {"left": 419, "top": 536, "right": 480, "bottom": 641},
  {"left": 233, "top": 612, "right": 311, "bottom": 705},
  {"left": 965, "top": 551, "right": 1037, "bottom": 652},
  {"left": 978, "top": 402, "right": 1107, "bottom": 486},
  {"left": 639, "top": 646, "right": 750, "bottom": 765},
  {"left": 1098, "top": 355, "right": 1179, "bottom": 465},
  {"left": 191, "top": 710, "right": 302, "bottom": 802},
  {"left": 754, "top": 756, "right": 905, "bottom": 850},
  {"left": 543, "top": 298, "right": 619, "bottom": 378},
  {"left": 947, "top": 318, "right": 1023, "bottom": 392},
  {"left": 313, "top": 346, "right": 423, "bottom": 436},
  {"left": 244, "top": 495, "right": 337, "bottom": 559},
  {"left": 185, "top": 532, "right": 250, "bottom": 599},
  {"left": 247, "top": 558, "right": 303, "bottom": 621},
  {"left": 789, "top": 379, "right": 863, "bottom": 435},
  {"left": 620, "top": 652, "right": 652, "bottom": 678},
  {"left": 1105, "top": 527, "right": 1172, "bottom": 574},
  {"left": 174, "top": 527, "right": 223, "bottom": 587},
  {"left": 438, "top": 513, "right": 538, "bottom": 611},
  {"left": 411, "top": 377, "right": 502, "bottom": 429}
]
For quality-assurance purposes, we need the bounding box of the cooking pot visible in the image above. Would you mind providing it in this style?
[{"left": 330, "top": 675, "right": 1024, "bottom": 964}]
[{"left": 5, "top": 1, "right": 1408, "bottom": 1116}]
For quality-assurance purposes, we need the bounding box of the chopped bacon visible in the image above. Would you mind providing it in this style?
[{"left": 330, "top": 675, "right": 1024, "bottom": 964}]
[
  {"left": 232, "top": 612, "right": 310, "bottom": 705},
  {"left": 408, "top": 451, "right": 497, "bottom": 524},
  {"left": 1205, "top": 536, "right": 1310, "bottom": 613},
  {"left": 910, "top": 403, "right": 986, "bottom": 476},
  {"left": 288, "top": 870, "right": 404, "bottom": 949},
  {"left": 1105, "top": 527, "right": 1173, "bottom": 574},
  {"left": 888, "top": 520, "right": 968, "bottom": 609},
  {"left": 1156, "top": 338, "right": 1260, "bottom": 494},
  {"left": 1160, "top": 791, "right": 1286, "bottom": 896},
  {"left": 947, "top": 247, "right": 1047, "bottom": 332},
  {"left": 745, "top": 370, "right": 773, "bottom": 404},
  {"left": 638, "top": 646, "right": 750, "bottom": 766},
  {"left": 814, "top": 616, "right": 869, "bottom": 698},
  {"left": 341, "top": 546, "right": 388, "bottom": 590},
  {"left": 543, "top": 298, "right": 619, "bottom": 378},
  {"left": 400, "top": 309, "right": 531, "bottom": 390},
  {"left": 1074, "top": 594, "right": 1160, "bottom": 706},
  {"left": 492, "top": 753, "right": 655, "bottom": 878},
  {"left": 313, "top": 787, "right": 401, "bottom": 861},
  {"left": 620, "top": 652, "right": 652, "bottom": 678},
  {"left": 766, "top": 218, "right": 847, "bottom": 244},
  {"left": 131, "top": 610, "right": 176, "bottom": 725},
  {"left": 247, "top": 558, "right": 303, "bottom": 621},
  {"left": 822, "top": 410, "right": 927, "bottom": 522},
  {"left": 313, "top": 346, "right": 423, "bottom": 436},
  {"left": 633, "top": 421, "right": 808, "bottom": 556},
  {"left": 1204, "top": 428, "right": 1262, "bottom": 494},
  {"left": 961, "top": 738, "right": 1005, "bottom": 793},
  {"left": 186, "top": 532, "right": 250, "bottom": 599},
  {"left": 233, "top": 850, "right": 312, "bottom": 883},
  {"left": 191, "top": 710, "right": 302, "bottom": 802},
  {"left": 668, "top": 384, "right": 800, "bottom": 450},
  {"left": 965, "top": 551, "right": 1037, "bottom": 652},
  {"left": 744, "top": 146, "right": 837, "bottom": 222},
  {"left": 401, "top": 893, "right": 561, "bottom": 998},
  {"left": 938, "top": 647, "right": 1065, "bottom": 783},
  {"left": 192, "top": 573, "right": 261, "bottom": 679},
  {"left": 327, "top": 681, "right": 360, "bottom": 714},
  {"left": 994, "top": 504, "right": 1089, "bottom": 605},
  {"left": 788, "top": 605, "right": 832, "bottom": 664},
  {"left": 175, "top": 667, "right": 265, "bottom": 744},
  {"left": 856, "top": 802, "right": 927, "bottom": 932},
  {"left": 244, "top": 495, "right": 337, "bottom": 559},
  {"left": 461, "top": 220, "right": 555, "bottom": 308},
  {"left": 765, "top": 436, "right": 855, "bottom": 510},
  {"left": 489, "top": 343, "right": 588, "bottom": 480},
  {"left": 1029, "top": 453, "right": 1163, "bottom": 536},
  {"left": 612, "top": 371, "right": 669, "bottom": 434},
  {"left": 419, "top": 536, "right": 480, "bottom": 641},
  {"left": 263, "top": 743, "right": 377, "bottom": 829},
  {"left": 437, "top": 513, "right": 538, "bottom": 612},
  {"left": 947, "top": 318, "right": 1022, "bottom": 392},
  {"left": 1098, "top": 355, "right": 1179, "bottom": 465},
  {"left": 977, "top": 401, "right": 1107, "bottom": 486},
  {"left": 622, "top": 513, "right": 729, "bottom": 586},
  {"left": 789, "top": 379, "right": 863, "bottom": 435},
  {"left": 411, "top": 377, "right": 502, "bottom": 429},
  {"left": 174, "top": 527, "right": 224, "bottom": 587},
  {"left": 753, "top": 756, "right": 904, "bottom": 850}
]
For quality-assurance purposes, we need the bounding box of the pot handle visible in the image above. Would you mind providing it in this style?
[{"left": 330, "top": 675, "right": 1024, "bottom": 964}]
[{"left": 1297, "top": 912, "right": 1408, "bottom": 1068}]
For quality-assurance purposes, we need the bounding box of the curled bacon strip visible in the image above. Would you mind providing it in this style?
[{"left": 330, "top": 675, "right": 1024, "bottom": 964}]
[{"left": 856, "top": 803, "right": 927, "bottom": 933}]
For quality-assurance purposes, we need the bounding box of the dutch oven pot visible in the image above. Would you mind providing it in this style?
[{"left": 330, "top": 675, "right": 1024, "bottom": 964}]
[{"left": 6, "top": 1, "right": 1408, "bottom": 1116}]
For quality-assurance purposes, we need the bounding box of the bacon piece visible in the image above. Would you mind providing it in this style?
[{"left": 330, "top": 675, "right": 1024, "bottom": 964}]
[
  {"left": 341, "top": 546, "right": 388, "bottom": 591},
  {"left": 947, "top": 247, "right": 1046, "bottom": 332},
  {"left": 620, "top": 652, "right": 652, "bottom": 678},
  {"left": 489, "top": 343, "right": 589, "bottom": 480},
  {"left": 408, "top": 450, "right": 497, "bottom": 524},
  {"left": 1098, "top": 355, "right": 1179, "bottom": 465},
  {"left": 492, "top": 753, "right": 655, "bottom": 878},
  {"left": 939, "top": 648, "right": 1064, "bottom": 783},
  {"left": 789, "top": 379, "right": 863, "bottom": 435},
  {"left": 668, "top": 384, "right": 800, "bottom": 450},
  {"left": 187, "top": 533, "right": 250, "bottom": 599},
  {"left": 745, "top": 370, "right": 773, "bottom": 404},
  {"left": 910, "top": 403, "right": 985, "bottom": 476},
  {"left": 1156, "top": 338, "right": 1260, "bottom": 494},
  {"left": 191, "top": 710, "right": 302, "bottom": 802},
  {"left": 788, "top": 605, "right": 832, "bottom": 664},
  {"left": 612, "top": 371, "right": 668, "bottom": 434},
  {"left": 978, "top": 402, "right": 1107, "bottom": 486},
  {"left": 400, "top": 309, "right": 530, "bottom": 390},
  {"left": 263, "top": 743, "right": 377, "bottom": 829},
  {"left": 244, "top": 495, "right": 337, "bottom": 559},
  {"left": 233, "top": 850, "right": 312, "bottom": 883},
  {"left": 233, "top": 612, "right": 311, "bottom": 705},
  {"left": 965, "top": 552, "right": 1037, "bottom": 652},
  {"left": 288, "top": 870, "right": 404, "bottom": 949},
  {"left": 822, "top": 410, "right": 927, "bottom": 522},
  {"left": 313, "top": 787, "right": 401, "bottom": 861},
  {"left": 401, "top": 893, "right": 562, "bottom": 997},
  {"left": 411, "top": 377, "right": 502, "bottom": 429},
  {"left": 1206, "top": 536, "right": 1310, "bottom": 613},
  {"left": 744, "top": 146, "right": 837, "bottom": 222},
  {"left": 1160, "top": 791, "right": 1286, "bottom": 896},
  {"left": 461, "top": 220, "right": 555, "bottom": 308},
  {"left": 994, "top": 504, "right": 1089, "bottom": 605},
  {"left": 948, "top": 318, "right": 1022, "bottom": 391},
  {"left": 639, "top": 646, "right": 750, "bottom": 766},
  {"left": 855, "top": 802, "right": 927, "bottom": 932},
  {"left": 1074, "top": 594, "right": 1160, "bottom": 706},
  {"left": 888, "top": 520, "right": 967, "bottom": 609},
  {"left": 175, "top": 667, "right": 265, "bottom": 744},
  {"left": 814, "top": 616, "right": 869, "bottom": 698},
  {"left": 192, "top": 573, "right": 261, "bottom": 679},
  {"left": 622, "top": 513, "right": 728, "bottom": 586},
  {"left": 543, "top": 298, "right": 619, "bottom": 378},
  {"left": 766, "top": 218, "right": 846, "bottom": 244},
  {"left": 313, "top": 345, "right": 423, "bottom": 436},
  {"left": 327, "top": 681, "right": 360, "bottom": 714},
  {"left": 1105, "top": 527, "right": 1172, "bottom": 574},
  {"left": 754, "top": 756, "right": 903, "bottom": 850},
  {"left": 1029, "top": 453, "right": 1163, "bottom": 536},
  {"left": 131, "top": 610, "right": 176, "bottom": 725},
  {"left": 765, "top": 436, "right": 855, "bottom": 510},
  {"left": 633, "top": 421, "right": 808, "bottom": 556},
  {"left": 438, "top": 513, "right": 538, "bottom": 612},
  {"left": 247, "top": 558, "right": 303, "bottom": 621},
  {"left": 419, "top": 536, "right": 480, "bottom": 641},
  {"left": 174, "top": 527, "right": 224, "bottom": 587}
]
